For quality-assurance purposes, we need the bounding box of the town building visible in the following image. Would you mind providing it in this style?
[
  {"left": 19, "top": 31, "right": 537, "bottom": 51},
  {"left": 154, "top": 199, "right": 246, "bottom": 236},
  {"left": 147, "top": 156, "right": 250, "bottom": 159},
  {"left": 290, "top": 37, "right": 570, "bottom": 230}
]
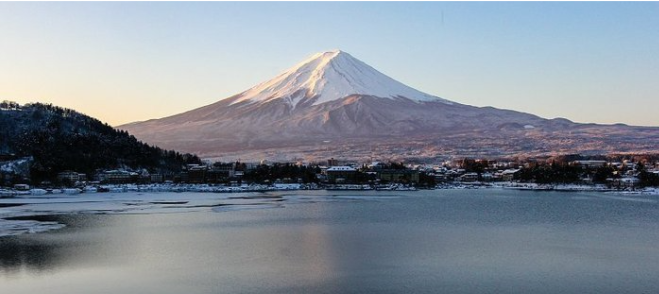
[
  {"left": 98, "top": 170, "right": 135, "bottom": 184},
  {"left": 377, "top": 169, "right": 420, "bottom": 184},
  {"left": 188, "top": 165, "right": 208, "bottom": 184},
  {"left": 57, "top": 171, "right": 85, "bottom": 184},
  {"left": 458, "top": 172, "right": 479, "bottom": 182},
  {"left": 501, "top": 169, "right": 521, "bottom": 181},
  {"left": 326, "top": 166, "right": 357, "bottom": 183},
  {"left": 150, "top": 173, "right": 164, "bottom": 183},
  {"left": 570, "top": 160, "right": 608, "bottom": 168},
  {"left": 327, "top": 158, "right": 339, "bottom": 167}
]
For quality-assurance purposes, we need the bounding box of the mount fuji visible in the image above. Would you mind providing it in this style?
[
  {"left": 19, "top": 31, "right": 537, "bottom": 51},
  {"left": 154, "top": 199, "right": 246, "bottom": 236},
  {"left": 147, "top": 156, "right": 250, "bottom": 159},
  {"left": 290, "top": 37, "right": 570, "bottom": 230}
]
[
  {"left": 120, "top": 50, "right": 659, "bottom": 161},
  {"left": 228, "top": 50, "right": 449, "bottom": 107}
]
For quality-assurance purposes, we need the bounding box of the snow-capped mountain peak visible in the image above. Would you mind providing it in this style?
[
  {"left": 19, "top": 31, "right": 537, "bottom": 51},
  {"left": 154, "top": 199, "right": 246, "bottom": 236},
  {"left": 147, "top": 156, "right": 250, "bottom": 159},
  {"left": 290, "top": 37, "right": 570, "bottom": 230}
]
[
  {"left": 120, "top": 49, "right": 659, "bottom": 162},
  {"left": 231, "top": 50, "right": 452, "bottom": 107}
]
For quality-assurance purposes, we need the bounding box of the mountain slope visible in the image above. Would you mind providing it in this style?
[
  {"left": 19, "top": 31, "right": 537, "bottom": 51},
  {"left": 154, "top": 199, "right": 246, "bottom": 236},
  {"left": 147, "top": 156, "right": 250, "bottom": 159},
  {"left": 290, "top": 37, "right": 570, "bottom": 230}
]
[
  {"left": 120, "top": 50, "right": 659, "bottom": 161},
  {"left": 0, "top": 102, "right": 201, "bottom": 182}
]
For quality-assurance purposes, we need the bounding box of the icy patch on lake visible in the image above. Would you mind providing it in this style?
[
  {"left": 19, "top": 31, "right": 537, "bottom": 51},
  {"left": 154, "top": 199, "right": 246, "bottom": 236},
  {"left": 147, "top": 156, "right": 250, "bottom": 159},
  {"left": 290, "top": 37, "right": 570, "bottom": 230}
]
[
  {"left": 212, "top": 203, "right": 283, "bottom": 212},
  {"left": 0, "top": 191, "right": 400, "bottom": 237},
  {"left": 0, "top": 219, "right": 65, "bottom": 237},
  {"left": 333, "top": 195, "right": 401, "bottom": 200},
  {"left": 596, "top": 194, "right": 658, "bottom": 203}
]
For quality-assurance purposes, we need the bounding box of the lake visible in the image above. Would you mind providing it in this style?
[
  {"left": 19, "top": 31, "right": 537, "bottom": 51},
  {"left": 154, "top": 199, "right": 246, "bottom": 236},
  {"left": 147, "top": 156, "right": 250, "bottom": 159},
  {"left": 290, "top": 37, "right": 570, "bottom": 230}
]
[{"left": 1, "top": 189, "right": 659, "bottom": 293}]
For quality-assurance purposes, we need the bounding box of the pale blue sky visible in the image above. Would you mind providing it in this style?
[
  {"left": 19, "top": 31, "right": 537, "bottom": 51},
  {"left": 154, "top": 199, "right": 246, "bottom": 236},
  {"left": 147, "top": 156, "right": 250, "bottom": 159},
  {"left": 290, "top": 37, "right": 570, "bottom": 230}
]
[{"left": 1, "top": 2, "right": 657, "bottom": 126}]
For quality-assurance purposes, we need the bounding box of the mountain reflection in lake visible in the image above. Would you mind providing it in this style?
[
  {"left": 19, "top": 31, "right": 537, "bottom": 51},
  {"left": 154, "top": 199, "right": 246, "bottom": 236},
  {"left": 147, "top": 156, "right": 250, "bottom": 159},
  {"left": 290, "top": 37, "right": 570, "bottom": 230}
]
[{"left": 1, "top": 189, "right": 659, "bottom": 294}]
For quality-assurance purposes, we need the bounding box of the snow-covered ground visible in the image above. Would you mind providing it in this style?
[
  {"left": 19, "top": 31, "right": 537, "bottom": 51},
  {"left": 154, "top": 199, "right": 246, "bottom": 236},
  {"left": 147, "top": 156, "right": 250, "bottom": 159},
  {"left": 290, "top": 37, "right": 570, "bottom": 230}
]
[
  {"left": 444, "top": 181, "right": 659, "bottom": 195},
  {"left": 0, "top": 158, "right": 31, "bottom": 176},
  {"left": 0, "top": 183, "right": 312, "bottom": 197}
]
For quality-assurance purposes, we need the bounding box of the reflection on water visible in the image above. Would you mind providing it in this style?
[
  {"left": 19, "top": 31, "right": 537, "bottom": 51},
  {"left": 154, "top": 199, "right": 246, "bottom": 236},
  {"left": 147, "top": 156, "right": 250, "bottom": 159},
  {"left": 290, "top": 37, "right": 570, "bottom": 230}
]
[
  {"left": 0, "top": 214, "right": 123, "bottom": 276},
  {"left": 0, "top": 235, "right": 62, "bottom": 274},
  {"left": 1, "top": 190, "right": 659, "bottom": 294}
]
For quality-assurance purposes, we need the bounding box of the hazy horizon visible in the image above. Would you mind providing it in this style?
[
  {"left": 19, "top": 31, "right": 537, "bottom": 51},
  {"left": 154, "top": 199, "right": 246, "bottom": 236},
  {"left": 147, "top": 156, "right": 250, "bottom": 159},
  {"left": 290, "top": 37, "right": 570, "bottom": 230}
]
[{"left": 1, "top": 2, "right": 657, "bottom": 127}]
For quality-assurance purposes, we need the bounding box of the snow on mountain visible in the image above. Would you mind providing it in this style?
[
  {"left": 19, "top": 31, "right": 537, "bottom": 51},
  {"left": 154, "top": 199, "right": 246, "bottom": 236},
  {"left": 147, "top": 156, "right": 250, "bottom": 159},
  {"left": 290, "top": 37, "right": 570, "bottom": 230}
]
[
  {"left": 119, "top": 50, "right": 659, "bottom": 161},
  {"left": 231, "top": 50, "right": 452, "bottom": 107}
]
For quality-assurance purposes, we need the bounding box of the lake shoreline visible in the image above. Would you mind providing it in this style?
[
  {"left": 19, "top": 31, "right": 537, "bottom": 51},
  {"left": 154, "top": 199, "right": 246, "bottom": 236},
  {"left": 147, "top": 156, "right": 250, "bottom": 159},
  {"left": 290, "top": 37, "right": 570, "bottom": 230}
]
[
  {"left": 1, "top": 186, "right": 658, "bottom": 238},
  {"left": 3, "top": 182, "right": 658, "bottom": 198}
]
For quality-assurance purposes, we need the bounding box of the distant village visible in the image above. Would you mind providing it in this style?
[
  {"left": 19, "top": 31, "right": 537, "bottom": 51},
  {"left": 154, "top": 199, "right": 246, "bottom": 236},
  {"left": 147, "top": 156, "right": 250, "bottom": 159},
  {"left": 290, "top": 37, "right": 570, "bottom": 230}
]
[
  {"left": 2, "top": 152, "right": 659, "bottom": 194},
  {"left": 3, "top": 101, "right": 658, "bottom": 194}
]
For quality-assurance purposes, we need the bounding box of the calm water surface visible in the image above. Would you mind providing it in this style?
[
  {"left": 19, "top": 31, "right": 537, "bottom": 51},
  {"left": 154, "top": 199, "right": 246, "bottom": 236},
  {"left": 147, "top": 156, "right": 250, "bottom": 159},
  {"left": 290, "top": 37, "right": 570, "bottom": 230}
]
[{"left": 1, "top": 189, "right": 659, "bottom": 294}]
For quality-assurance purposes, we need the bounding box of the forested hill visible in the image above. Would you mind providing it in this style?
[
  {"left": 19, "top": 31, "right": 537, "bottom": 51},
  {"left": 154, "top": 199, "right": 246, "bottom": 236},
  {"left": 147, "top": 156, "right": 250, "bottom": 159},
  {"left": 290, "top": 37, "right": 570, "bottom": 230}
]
[{"left": 0, "top": 101, "right": 201, "bottom": 182}]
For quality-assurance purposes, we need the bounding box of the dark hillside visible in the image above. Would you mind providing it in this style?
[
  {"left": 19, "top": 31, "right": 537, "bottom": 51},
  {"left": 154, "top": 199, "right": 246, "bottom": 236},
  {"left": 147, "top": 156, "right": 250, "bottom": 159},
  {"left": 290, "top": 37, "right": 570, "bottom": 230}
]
[{"left": 0, "top": 101, "right": 200, "bottom": 183}]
